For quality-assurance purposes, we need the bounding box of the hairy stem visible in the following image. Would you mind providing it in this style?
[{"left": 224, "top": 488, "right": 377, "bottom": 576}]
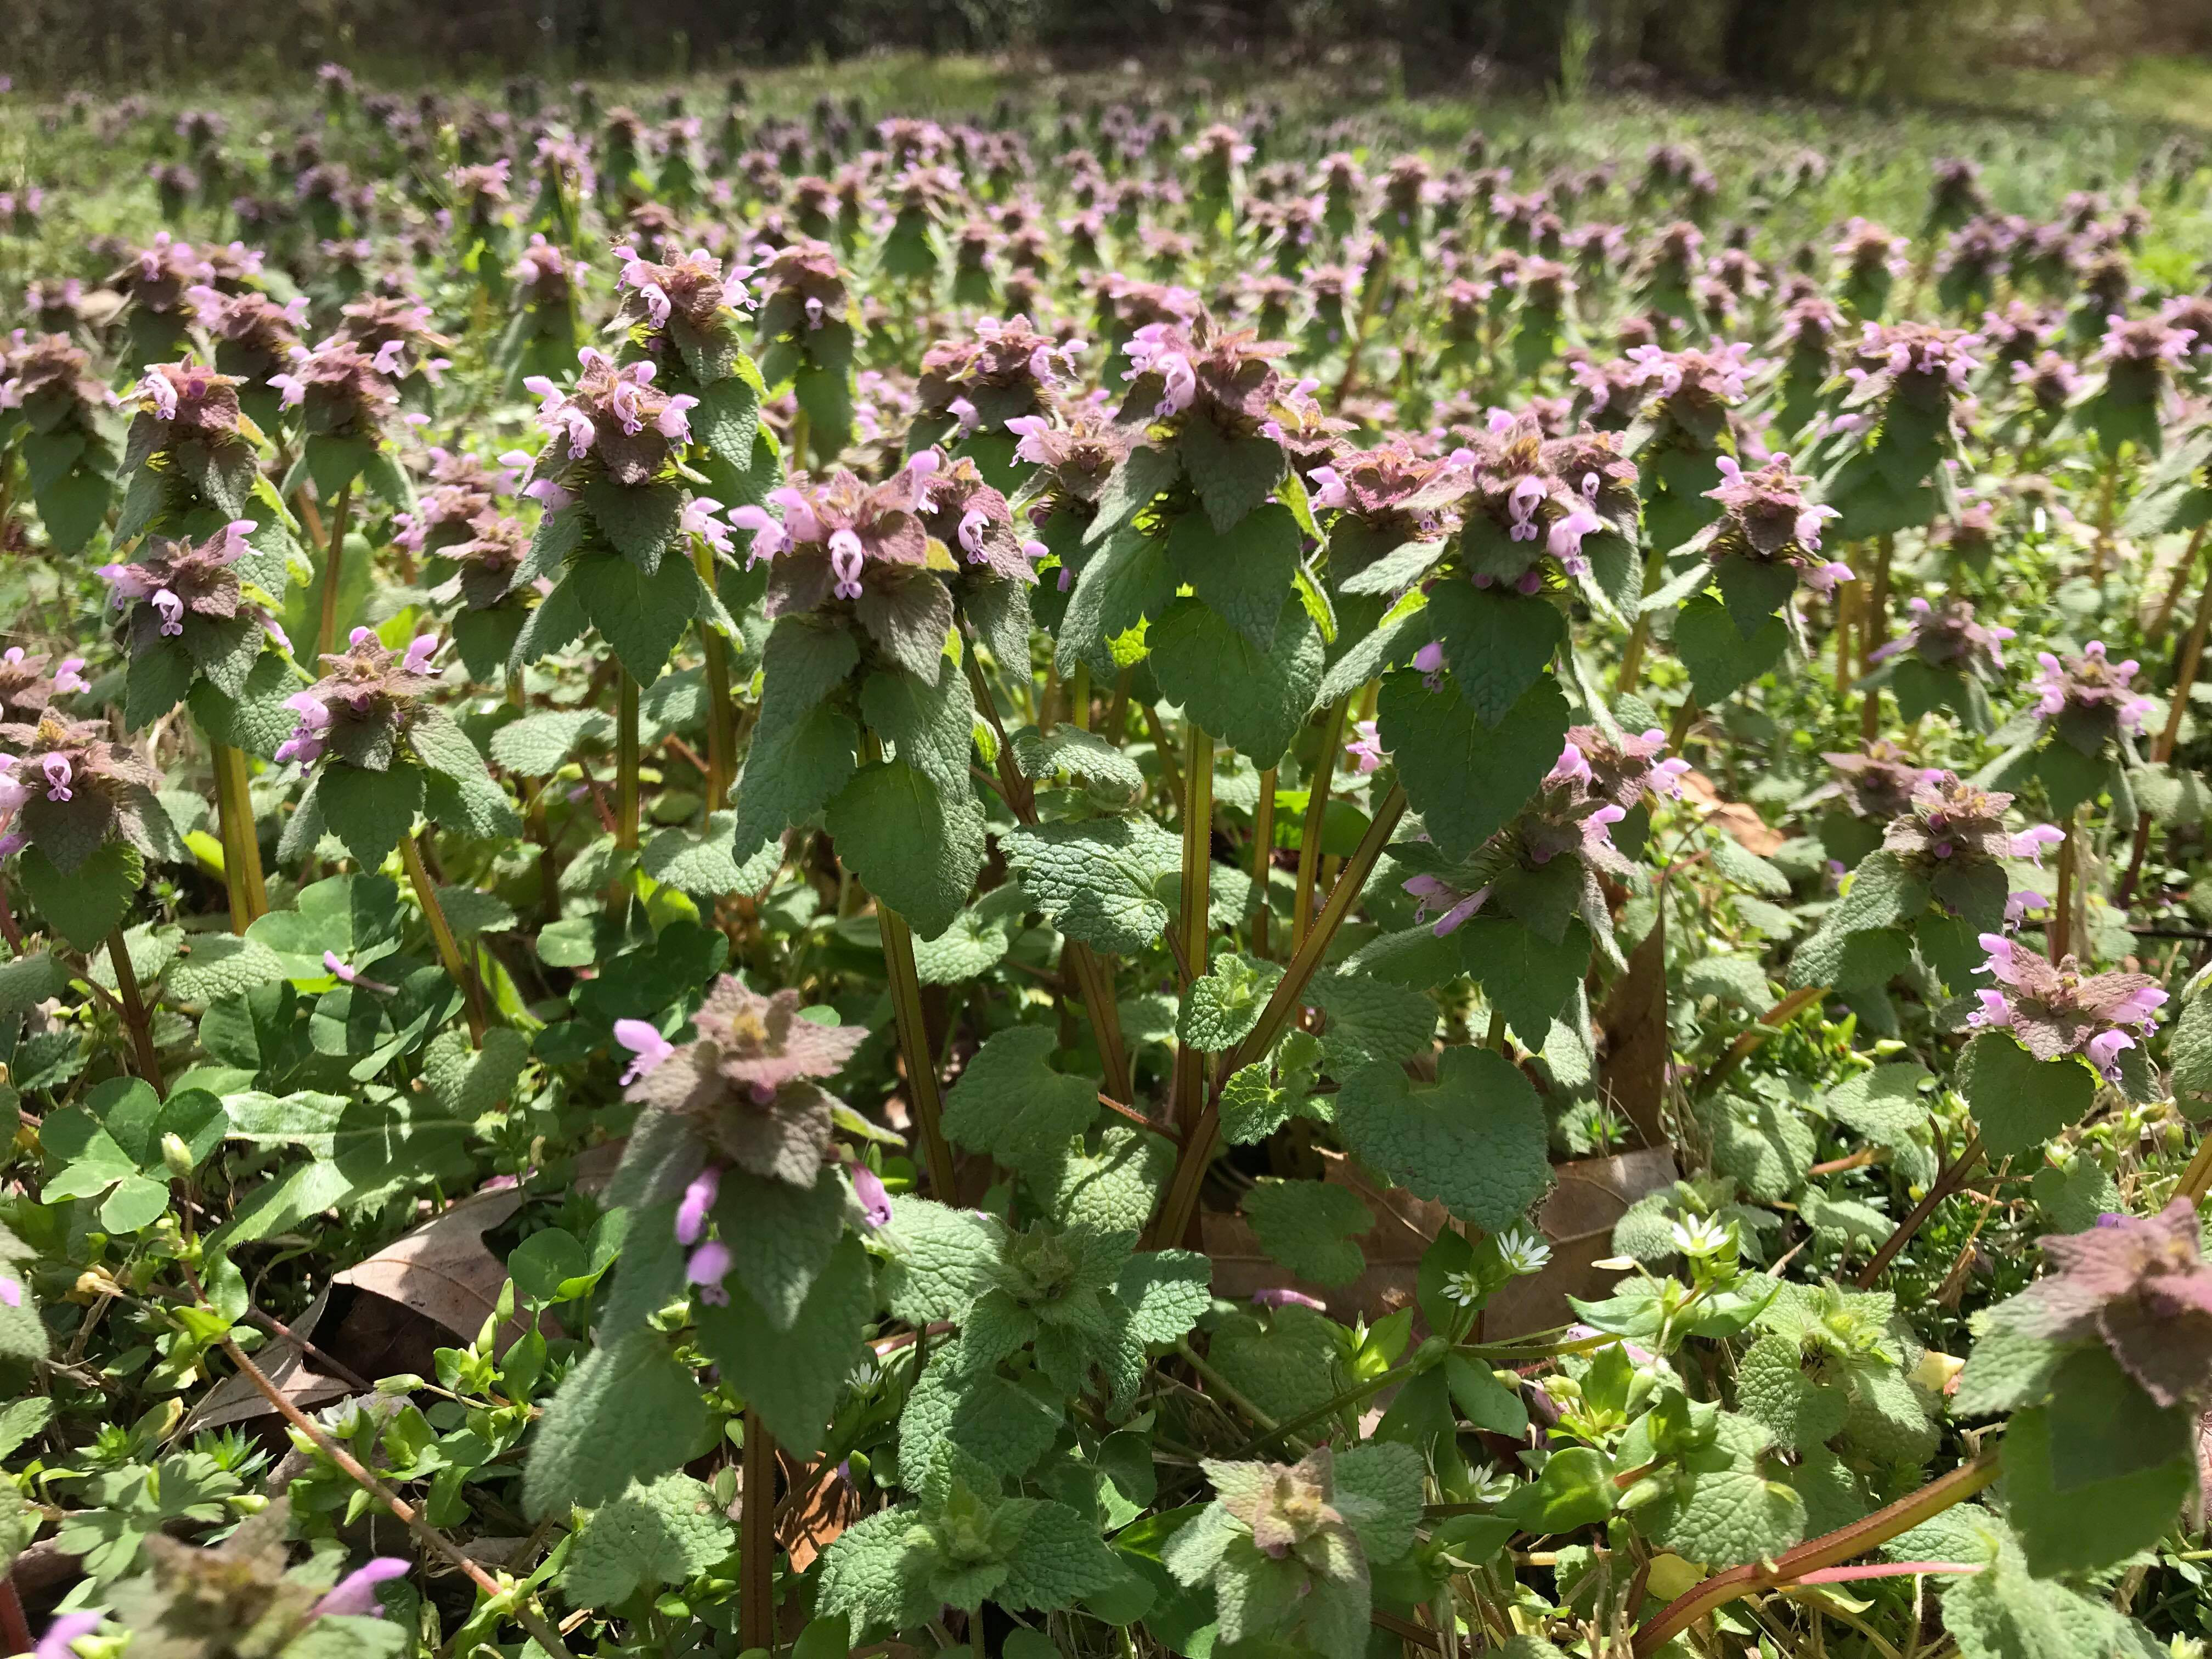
[
  {"left": 1251, "top": 766, "right": 1277, "bottom": 957},
  {"left": 1174, "top": 724, "right": 1216, "bottom": 1137},
  {"left": 400, "top": 831, "right": 488, "bottom": 1046},
  {"left": 1630, "top": 1450, "right": 2000, "bottom": 1656},
  {"left": 1856, "top": 1132, "right": 1983, "bottom": 1288},
  {"left": 695, "top": 540, "right": 736, "bottom": 811},
  {"left": 878, "top": 900, "right": 958, "bottom": 1199},
  {"left": 217, "top": 1334, "right": 577, "bottom": 1659},
  {"left": 1293, "top": 697, "right": 1350, "bottom": 950},
  {"left": 210, "top": 740, "right": 268, "bottom": 931},
  {"left": 2050, "top": 809, "right": 2078, "bottom": 963},
  {"left": 312, "top": 480, "right": 353, "bottom": 663},
  {"left": 1148, "top": 784, "right": 1407, "bottom": 1249},
  {"left": 741, "top": 1408, "right": 778, "bottom": 1650},
  {"left": 107, "top": 928, "right": 165, "bottom": 1098},
  {"left": 616, "top": 670, "right": 641, "bottom": 851}
]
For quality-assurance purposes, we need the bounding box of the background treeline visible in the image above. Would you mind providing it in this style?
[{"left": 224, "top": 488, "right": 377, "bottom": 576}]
[{"left": 0, "top": 0, "right": 2190, "bottom": 100}]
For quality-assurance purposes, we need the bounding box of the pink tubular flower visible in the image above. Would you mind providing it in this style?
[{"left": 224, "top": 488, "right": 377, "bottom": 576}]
[
  {"left": 51, "top": 657, "right": 86, "bottom": 696},
  {"left": 727, "top": 504, "right": 788, "bottom": 564},
  {"left": 40, "top": 754, "right": 71, "bottom": 802},
  {"left": 2011, "top": 824, "right": 2064, "bottom": 866},
  {"left": 1251, "top": 1286, "right": 1328, "bottom": 1312},
  {"left": 1412, "top": 641, "right": 1446, "bottom": 692},
  {"left": 683, "top": 496, "right": 733, "bottom": 558},
  {"left": 1124, "top": 323, "right": 1197, "bottom": 419},
  {"left": 614, "top": 1018, "right": 675, "bottom": 1085},
  {"left": 1405, "top": 873, "right": 1491, "bottom": 936},
  {"left": 152, "top": 589, "right": 185, "bottom": 636},
  {"left": 402, "top": 636, "right": 439, "bottom": 676},
  {"left": 311, "top": 1557, "right": 409, "bottom": 1620},
  {"left": 0, "top": 1273, "right": 20, "bottom": 1308},
  {"left": 1545, "top": 504, "right": 1602, "bottom": 575},
  {"left": 1345, "top": 719, "right": 1384, "bottom": 774},
  {"left": 828, "top": 528, "right": 866, "bottom": 600},
  {"left": 1306, "top": 465, "right": 1348, "bottom": 510},
  {"left": 957, "top": 507, "right": 991, "bottom": 563},
  {"left": 1006, "top": 414, "right": 1053, "bottom": 465},
  {"left": 849, "top": 1160, "right": 893, "bottom": 1228},
  {"left": 686, "top": 1240, "right": 733, "bottom": 1305},
  {"left": 36, "top": 1612, "right": 103, "bottom": 1659},
  {"left": 675, "top": 1166, "right": 720, "bottom": 1246}
]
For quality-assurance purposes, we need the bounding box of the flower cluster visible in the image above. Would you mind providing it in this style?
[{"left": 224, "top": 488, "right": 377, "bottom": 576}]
[
  {"left": 269, "top": 336, "right": 402, "bottom": 436},
  {"left": 2008, "top": 1201, "right": 2212, "bottom": 1409},
  {"left": 275, "top": 629, "right": 442, "bottom": 768},
  {"left": 1697, "top": 453, "right": 1848, "bottom": 593},
  {"left": 1867, "top": 595, "right": 2013, "bottom": 678},
  {"left": 614, "top": 978, "right": 868, "bottom": 1302},
  {"left": 0, "top": 332, "right": 111, "bottom": 421},
  {"left": 1880, "top": 773, "right": 2057, "bottom": 871},
  {"left": 0, "top": 713, "right": 164, "bottom": 870},
  {"left": 0, "top": 649, "right": 87, "bottom": 725},
  {"left": 2030, "top": 640, "right": 2153, "bottom": 742},
  {"left": 916, "top": 315, "right": 1086, "bottom": 433},
  {"left": 612, "top": 244, "right": 754, "bottom": 338},
  {"left": 1821, "top": 741, "right": 1932, "bottom": 823},
  {"left": 1968, "top": 933, "right": 2166, "bottom": 1081},
  {"left": 744, "top": 453, "right": 938, "bottom": 619},
  {"left": 523, "top": 346, "right": 697, "bottom": 491},
  {"left": 97, "top": 520, "right": 281, "bottom": 656}
]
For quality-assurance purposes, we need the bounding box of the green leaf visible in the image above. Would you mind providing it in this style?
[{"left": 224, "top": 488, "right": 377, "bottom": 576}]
[
  {"left": 1146, "top": 597, "right": 1323, "bottom": 770},
  {"left": 1960, "top": 1032, "right": 2095, "bottom": 1159},
  {"left": 1641, "top": 1443, "right": 1807, "bottom": 1568},
  {"left": 1377, "top": 669, "right": 1571, "bottom": 859},
  {"left": 487, "top": 709, "right": 613, "bottom": 775},
  {"left": 1165, "top": 504, "right": 1301, "bottom": 653},
  {"left": 880, "top": 1196, "right": 1002, "bottom": 1325},
  {"left": 1456, "top": 917, "right": 1590, "bottom": 1049},
  {"left": 695, "top": 1234, "right": 874, "bottom": 1453},
  {"left": 1736, "top": 1332, "right": 1850, "bottom": 1451},
  {"left": 582, "top": 477, "right": 684, "bottom": 571},
  {"left": 732, "top": 701, "right": 859, "bottom": 852},
  {"left": 825, "top": 760, "right": 984, "bottom": 941},
  {"left": 1706, "top": 1094, "right": 1818, "bottom": 1202},
  {"left": 1243, "top": 1179, "right": 1370, "bottom": 1288},
  {"left": 1042, "top": 1126, "right": 1173, "bottom": 1234},
  {"left": 1306, "top": 973, "right": 1437, "bottom": 1068},
  {"left": 1674, "top": 591, "right": 1789, "bottom": 703},
  {"left": 1010, "top": 724, "right": 1147, "bottom": 808},
  {"left": 167, "top": 934, "right": 287, "bottom": 1005},
  {"left": 2003, "top": 1391, "right": 2193, "bottom": 1576},
  {"left": 20, "top": 842, "right": 142, "bottom": 952},
  {"left": 560, "top": 1473, "right": 735, "bottom": 1607},
  {"left": 1333, "top": 1046, "right": 1550, "bottom": 1228},
  {"left": 1177, "top": 419, "right": 1285, "bottom": 535},
  {"left": 1001, "top": 816, "right": 1181, "bottom": 955},
  {"left": 315, "top": 762, "right": 424, "bottom": 870},
  {"left": 941, "top": 1026, "right": 1100, "bottom": 1175},
  {"left": 1178, "top": 952, "right": 1284, "bottom": 1053},
  {"left": 574, "top": 547, "right": 705, "bottom": 685},
  {"left": 1426, "top": 584, "right": 1565, "bottom": 725},
  {"left": 523, "top": 1328, "right": 709, "bottom": 1517},
  {"left": 860, "top": 659, "right": 978, "bottom": 802},
  {"left": 1496, "top": 1446, "right": 1615, "bottom": 1533},
  {"left": 0, "top": 951, "right": 67, "bottom": 1019}
]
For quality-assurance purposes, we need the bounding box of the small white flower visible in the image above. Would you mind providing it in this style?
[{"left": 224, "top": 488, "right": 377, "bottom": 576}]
[
  {"left": 1496, "top": 1226, "right": 1553, "bottom": 1277},
  {"left": 1441, "top": 1268, "right": 1487, "bottom": 1308}
]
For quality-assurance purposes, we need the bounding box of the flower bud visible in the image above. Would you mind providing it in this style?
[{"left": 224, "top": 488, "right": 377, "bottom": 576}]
[{"left": 161, "top": 1132, "right": 195, "bottom": 1181}]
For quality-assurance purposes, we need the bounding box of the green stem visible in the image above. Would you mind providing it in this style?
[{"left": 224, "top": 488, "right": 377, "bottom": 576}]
[
  {"left": 695, "top": 540, "right": 735, "bottom": 811},
  {"left": 1251, "top": 766, "right": 1277, "bottom": 957},
  {"left": 740, "top": 1407, "right": 778, "bottom": 1651},
  {"left": 1293, "top": 697, "right": 1350, "bottom": 950},
  {"left": 1148, "top": 784, "right": 1407, "bottom": 1249},
  {"left": 616, "top": 671, "right": 641, "bottom": 851},
  {"left": 209, "top": 739, "right": 267, "bottom": 932},
  {"left": 1630, "top": 1451, "right": 2000, "bottom": 1656},
  {"left": 312, "top": 481, "right": 353, "bottom": 663},
  {"left": 399, "top": 831, "right": 488, "bottom": 1046},
  {"left": 107, "top": 928, "right": 165, "bottom": 1099},
  {"left": 1175, "top": 723, "right": 1215, "bottom": 1138},
  {"left": 879, "top": 899, "right": 958, "bottom": 1199}
]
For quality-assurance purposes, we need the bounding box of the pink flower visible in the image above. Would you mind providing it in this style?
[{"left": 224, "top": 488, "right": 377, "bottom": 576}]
[
  {"left": 312, "top": 1556, "right": 409, "bottom": 1619},
  {"left": 828, "top": 528, "right": 866, "bottom": 600},
  {"left": 1306, "top": 465, "right": 1348, "bottom": 510},
  {"left": 1345, "top": 719, "right": 1384, "bottom": 774},
  {"left": 41, "top": 754, "right": 71, "bottom": 802},
  {"left": 727, "top": 504, "right": 788, "bottom": 563},
  {"left": 402, "top": 636, "right": 439, "bottom": 675},
  {"left": 1251, "top": 1287, "right": 1327, "bottom": 1311},
  {"left": 850, "top": 1161, "right": 893, "bottom": 1228},
  {"left": 1006, "top": 414, "right": 1053, "bottom": 465},
  {"left": 2011, "top": 824, "right": 2064, "bottom": 866},
  {"left": 1405, "top": 874, "right": 1489, "bottom": 936},
  {"left": 676, "top": 1166, "right": 720, "bottom": 1245},
  {"left": 0, "top": 1273, "right": 20, "bottom": 1308},
  {"left": 957, "top": 507, "right": 991, "bottom": 563},
  {"left": 36, "top": 1612, "right": 103, "bottom": 1659},
  {"left": 1412, "top": 641, "right": 1446, "bottom": 692},
  {"left": 152, "top": 589, "right": 185, "bottom": 636},
  {"left": 614, "top": 1018, "right": 674, "bottom": 1085},
  {"left": 683, "top": 496, "right": 733, "bottom": 558},
  {"left": 686, "top": 1240, "right": 733, "bottom": 1305}
]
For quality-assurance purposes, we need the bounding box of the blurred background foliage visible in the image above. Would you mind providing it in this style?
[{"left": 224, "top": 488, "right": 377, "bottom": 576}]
[{"left": 3, "top": 0, "right": 2209, "bottom": 113}]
